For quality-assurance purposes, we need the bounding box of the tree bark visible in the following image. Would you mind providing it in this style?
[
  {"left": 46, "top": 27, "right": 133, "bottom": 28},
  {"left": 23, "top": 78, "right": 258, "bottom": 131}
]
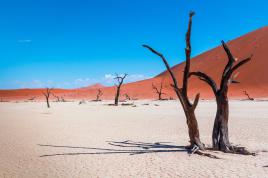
[
  {"left": 46, "top": 97, "right": 50, "bottom": 108},
  {"left": 212, "top": 90, "right": 231, "bottom": 151},
  {"left": 190, "top": 41, "right": 252, "bottom": 153},
  {"left": 114, "top": 74, "right": 127, "bottom": 106},
  {"left": 185, "top": 106, "right": 203, "bottom": 148},
  {"left": 43, "top": 88, "right": 53, "bottom": 108},
  {"left": 114, "top": 87, "right": 120, "bottom": 106},
  {"left": 143, "top": 12, "right": 204, "bottom": 150},
  {"left": 158, "top": 93, "right": 162, "bottom": 100}
]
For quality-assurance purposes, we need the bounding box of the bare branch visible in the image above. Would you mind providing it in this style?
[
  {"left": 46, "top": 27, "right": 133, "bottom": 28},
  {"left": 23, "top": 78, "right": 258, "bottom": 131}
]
[
  {"left": 221, "top": 41, "right": 235, "bottom": 63},
  {"left": 182, "top": 11, "right": 195, "bottom": 99},
  {"left": 243, "top": 91, "right": 254, "bottom": 100},
  {"left": 228, "top": 72, "right": 240, "bottom": 85},
  {"left": 222, "top": 55, "right": 252, "bottom": 88},
  {"left": 42, "top": 92, "right": 47, "bottom": 97},
  {"left": 192, "top": 93, "right": 200, "bottom": 110},
  {"left": 230, "top": 55, "right": 252, "bottom": 74},
  {"left": 114, "top": 74, "right": 128, "bottom": 86},
  {"left": 53, "top": 93, "right": 61, "bottom": 102},
  {"left": 221, "top": 41, "right": 236, "bottom": 78},
  {"left": 142, "top": 45, "right": 180, "bottom": 94},
  {"left": 189, "top": 72, "right": 218, "bottom": 95}
]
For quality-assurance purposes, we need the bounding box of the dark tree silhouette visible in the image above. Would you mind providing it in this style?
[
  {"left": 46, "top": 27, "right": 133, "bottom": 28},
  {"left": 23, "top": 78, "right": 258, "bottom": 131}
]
[
  {"left": 152, "top": 80, "right": 166, "bottom": 100},
  {"left": 190, "top": 41, "right": 252, "bottom": 154},
  {"left": 42, "top": 88, "right": 53, "bottom": 108},
  {"left": 143, "top": 12, "right": 204, "bottom": 150},
  {"left": 96, "top": 89, "right": 103, "bottom": 101},
  {"left": 114, "top": 74, "right": 128, "bottom": 106},
  {"left": 243, "top": 91, "right": 254, "bottom": 100}
]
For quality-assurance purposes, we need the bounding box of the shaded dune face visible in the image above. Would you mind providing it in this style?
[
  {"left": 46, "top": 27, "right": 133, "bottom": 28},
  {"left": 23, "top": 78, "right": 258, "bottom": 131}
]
[{"left": 1, "top": 26, "right": 268, "bottom": 101}]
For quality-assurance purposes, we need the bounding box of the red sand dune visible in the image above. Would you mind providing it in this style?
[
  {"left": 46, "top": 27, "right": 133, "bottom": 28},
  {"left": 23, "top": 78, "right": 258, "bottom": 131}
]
[{"left": 1, "top": 26, "right": 268, "bottom": 101}]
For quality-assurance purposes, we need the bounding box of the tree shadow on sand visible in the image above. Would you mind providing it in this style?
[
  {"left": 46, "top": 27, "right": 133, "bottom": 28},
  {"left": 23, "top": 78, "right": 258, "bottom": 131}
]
[{"left": 38, "top": 140, "right": 189, "bottom": 157}]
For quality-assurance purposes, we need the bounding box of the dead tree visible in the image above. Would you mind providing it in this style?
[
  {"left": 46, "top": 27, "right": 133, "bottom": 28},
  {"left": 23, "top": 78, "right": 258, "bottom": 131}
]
[
  {"left": 42, "top": 88, "right": 53, "bottom": 108},
  {"left": 124, "top": 93, "right": 131, "bottom": 101},
  {"left": 53, "top": 94, "right": 61, "bottom": 102},
  {"left": 190, "top": 41, "right": 252, "bottom": 154},
  {"left": 96, "top": 89, "right": 103, "bottom": 101},
  {"left": 28, "top": 97, "right": 36, "bottom": 101},
  {"left": 152, "top": 81, "right": 166, "bottom": 100},
  {"left": 243, "top": 91, "right": 254, "bottom": 100},
  {"left": 143, "top": 12, "right": 204, "bottom": 150},
  {"left": 114, "top": 74, "right": 128, "bottom": 106}
]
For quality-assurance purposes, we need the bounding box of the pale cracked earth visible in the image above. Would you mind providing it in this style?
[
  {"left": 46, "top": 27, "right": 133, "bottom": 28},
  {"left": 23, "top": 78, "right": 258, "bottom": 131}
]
[{"left": 0, "top": 100, "right": 267, "bottom": 177}]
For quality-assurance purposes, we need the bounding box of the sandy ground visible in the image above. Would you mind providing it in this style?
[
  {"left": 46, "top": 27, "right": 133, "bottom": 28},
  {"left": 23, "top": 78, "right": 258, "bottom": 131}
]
[{"left": 0, "top": 100, "right": 267, "bottom": 178}]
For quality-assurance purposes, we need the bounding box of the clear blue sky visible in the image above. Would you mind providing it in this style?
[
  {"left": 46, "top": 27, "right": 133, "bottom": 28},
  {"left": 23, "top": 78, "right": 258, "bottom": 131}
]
[{"left": 0, "top": 0, "right": 267, "bottom": 89}]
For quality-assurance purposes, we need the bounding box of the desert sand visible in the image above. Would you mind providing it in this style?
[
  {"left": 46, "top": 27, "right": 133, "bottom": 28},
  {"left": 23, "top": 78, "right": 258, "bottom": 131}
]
[{"left": 0, "top": 100, "right": 267, "bottom": 177}]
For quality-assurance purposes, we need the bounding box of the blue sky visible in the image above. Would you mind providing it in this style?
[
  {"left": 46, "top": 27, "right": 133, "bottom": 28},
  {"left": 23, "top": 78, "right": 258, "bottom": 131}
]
[{"left": 0, "top": 0, "right": 267, "bottom": 89}]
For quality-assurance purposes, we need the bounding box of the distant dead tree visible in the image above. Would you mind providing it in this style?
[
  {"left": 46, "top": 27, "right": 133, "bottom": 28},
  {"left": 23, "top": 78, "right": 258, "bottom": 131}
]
[
  {"left": 42, "top": 88, "right": 53, "bottom": 108},
  {"left": 28, "top": 97, "right": 36, "bottom": 101},
  {"left": 96, "top": 89, "right": 103, "bottom": 101},
  {"left": 124, "top": 93, "right": 131, "bottom": 101},
  {"left": 114, "top": 74, "right": 128, "bottom": 106},
  {"left": 52, "top": 94, "right": 66, "bottom": 102},
  {"left": 53, "top": 94, "right": 61, "bottom": 102},
  {"left": 243, "top": 90, "right": 254, "bottom": 100},
  {"left": 143, "top": 12, "right": 204, "bottom": 150},
  {"left": 61, "top": 97, "right": 66, "bottom": 102},
  {"left": 152, "top": 80, "right": 166, "bottom": 100},
  {"left": 190, "top": 41, "right": 252, "bottom": 154}
]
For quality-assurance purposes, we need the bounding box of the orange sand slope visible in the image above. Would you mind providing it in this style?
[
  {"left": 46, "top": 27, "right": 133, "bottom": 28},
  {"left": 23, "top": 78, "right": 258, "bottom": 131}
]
[{"left": 1, "top": 26, "right": 268, "bottom": 101}]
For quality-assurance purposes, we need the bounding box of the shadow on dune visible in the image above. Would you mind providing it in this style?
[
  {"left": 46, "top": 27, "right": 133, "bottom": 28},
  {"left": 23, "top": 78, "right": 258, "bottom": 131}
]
[{"left": 38, "top": 140, "right": 188, "bottom": 157}]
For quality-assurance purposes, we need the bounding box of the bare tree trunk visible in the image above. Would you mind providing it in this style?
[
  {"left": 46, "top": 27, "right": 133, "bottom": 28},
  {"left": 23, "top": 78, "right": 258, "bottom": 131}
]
[
  {"left": 42, "top": 88, "right": 53, "bottom": 108},
  {"left": 114, "top": 74, "right": 127, "bottom": 106},
  {"left": 143, "top": 12, "right": 204, "bottom": 150},
  {"left": 46, "top": 96, "right": 50, "bottom": 108},
  {"left": 185, "top": 106, "right": 203, "bottom": 148},
  {"left": 114, "top": 87, "right": 120, "bottom": 106},
  {"left": 158, "top": 93, "right": 162, "bottom": 100},
  {"left": 190, "top": 41, "right": 252, "bottom": 154},
  {"left": 212, "top": 91, "right": 231, "bottom": 151}
]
